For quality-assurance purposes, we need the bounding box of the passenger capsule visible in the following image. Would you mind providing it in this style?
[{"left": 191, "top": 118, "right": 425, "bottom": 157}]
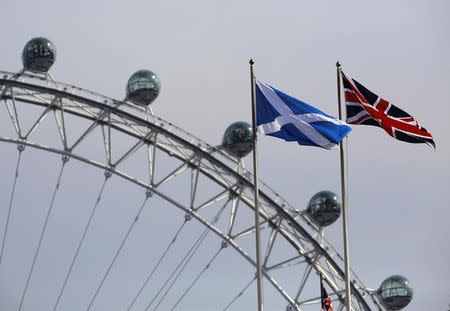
[
  {"left": 378, "top": 275, "right": 413, "bottom": 310},
  {"left": 126, "top": 69, "right": 161, "bottom": 105},
  {"left": 22, "top": 37, "right": 57, "bottom": 72},
  {"left": 305, "top": 191, "right": 341, "bottom": 227},
  {"left": 222, "top": 121, "right": 253, "bottom": 158}
]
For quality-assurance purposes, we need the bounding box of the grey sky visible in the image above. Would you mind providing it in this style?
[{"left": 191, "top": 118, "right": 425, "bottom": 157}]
[{"left": 0, "top": 0, "right": 449, "bottom": 310}]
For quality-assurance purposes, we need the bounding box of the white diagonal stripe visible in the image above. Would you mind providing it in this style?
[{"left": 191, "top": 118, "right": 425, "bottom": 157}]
[
  {"left": 346, "top": 101, "right": 363, "bottom": 106},
  {"left": 256, "top": 80, "right": 345, "bottom": 149},
  {"left": 256, "top": 80, "right": 293, "bottom": 115},
  {"left": 258, "top": 115, "right": 336, "bottom": 149},
  {"left": 347, "top": 111, "right": 369, "bottom": 123}
]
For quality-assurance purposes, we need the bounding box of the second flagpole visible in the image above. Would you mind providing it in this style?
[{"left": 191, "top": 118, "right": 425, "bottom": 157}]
[
  {"left": 249, "top": 58, "right": 264, "bottom": 311},
  {"left": 336, "top": 61, "right": 352, "bottom": 310}
]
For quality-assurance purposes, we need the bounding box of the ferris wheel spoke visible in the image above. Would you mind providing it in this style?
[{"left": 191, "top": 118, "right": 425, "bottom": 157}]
[
  {"left": 143, "top": 222, "right": 210, "bottom": 311},
  {"left": 126, "top": 218, "right": 188, "bottom": 311},
  {"left": 168, "top": 244, "right": 226, "bottom": 311},
  {"left": 17, "top": 157, "right": 69, "bottom": 311},
  {"left": 52, "top": 173, "right": 111, "bottom": 311},
  {"left": 143, "top": 198, "right": 230, "bottom": 311},
  {"left": 0, "top": 147, "right": 24, "bottom": 266},
  {"left": 85, "top": 192, "right": 152, "bottom": 311},
  {"left": 221, "top": 277, "right": 256, "bottom": 311}
]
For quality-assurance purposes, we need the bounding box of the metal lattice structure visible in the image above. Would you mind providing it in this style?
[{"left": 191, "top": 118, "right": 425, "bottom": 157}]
[{"left": 0, "top": 69, "right": 385, "bottom": 311}]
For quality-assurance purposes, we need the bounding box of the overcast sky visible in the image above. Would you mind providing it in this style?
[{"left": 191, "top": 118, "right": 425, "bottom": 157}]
[{"left": 0, "top": 0, "right": 449, "bottom": 310}]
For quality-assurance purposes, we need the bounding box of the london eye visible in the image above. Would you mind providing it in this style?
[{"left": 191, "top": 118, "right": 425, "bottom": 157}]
[{"left": 0, "top": 37, "right": 413, "bottom": 311}]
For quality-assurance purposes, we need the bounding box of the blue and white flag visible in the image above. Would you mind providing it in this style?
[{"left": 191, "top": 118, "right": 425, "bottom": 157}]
[{"left": 255, "top": 80, "right": 351, "bottom": 149}]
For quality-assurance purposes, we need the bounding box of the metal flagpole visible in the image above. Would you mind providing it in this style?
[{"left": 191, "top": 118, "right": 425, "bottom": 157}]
[
  {"left": 336, "top": 61, "right": 352, "bottom": 310},
  {"left": 249, "top": 58, "right": 264, "bottom": 311}
]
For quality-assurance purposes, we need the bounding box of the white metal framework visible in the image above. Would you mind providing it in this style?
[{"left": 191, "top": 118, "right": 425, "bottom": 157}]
[{"left": 0, "top": 70, "right": 384, "bottom": 311}]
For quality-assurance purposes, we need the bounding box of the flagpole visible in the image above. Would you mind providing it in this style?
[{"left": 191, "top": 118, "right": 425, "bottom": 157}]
[
  {"left": 249, "top": 58, "right": 264, "bottom": 311},
  {"left": 336, "top": 61, "right": 351, "bottom": 310}
]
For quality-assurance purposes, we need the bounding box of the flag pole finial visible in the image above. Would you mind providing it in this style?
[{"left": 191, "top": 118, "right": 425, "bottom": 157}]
[
  {"left": 336, "top": 61, "right": 341, "bottom": 69},
  {"left": 249, "top": 58, "right": 255, "bottom": 66}
]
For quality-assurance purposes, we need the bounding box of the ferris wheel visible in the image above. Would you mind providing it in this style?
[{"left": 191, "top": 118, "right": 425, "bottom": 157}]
[{"left": 0, "top": 37, "right": 414, "bottom": 311}]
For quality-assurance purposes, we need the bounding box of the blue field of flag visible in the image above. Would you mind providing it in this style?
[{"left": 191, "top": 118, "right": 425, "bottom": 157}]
[{"left": 255, "top": 80, "right": 351, "bottom": 149}]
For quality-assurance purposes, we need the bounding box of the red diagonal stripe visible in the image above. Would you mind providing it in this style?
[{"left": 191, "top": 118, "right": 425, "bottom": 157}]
[
  {"left": 344, "top": 91, "right": 361, "bottom": 104},
  {"left": 362, "top": 101, "right": 433, "bottom": 138},
  {"left": 342, "top": 71, "right": 434, "bottom": 140}
]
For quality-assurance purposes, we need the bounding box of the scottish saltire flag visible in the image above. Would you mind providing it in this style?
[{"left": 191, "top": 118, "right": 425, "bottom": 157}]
[
  {"left": 255, "top": 80, "right": 351, "bottom": 149},
  {"left": 342, "top": 72, "right": 436, "bottom": 149}
]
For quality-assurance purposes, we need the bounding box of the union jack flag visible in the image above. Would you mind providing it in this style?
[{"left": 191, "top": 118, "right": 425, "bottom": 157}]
[
  {"left": 342, "top": 71, "right": 435, "bottom": 149},
  {"left": 321, "top": 279, "right": 334, "bottom": 311}
]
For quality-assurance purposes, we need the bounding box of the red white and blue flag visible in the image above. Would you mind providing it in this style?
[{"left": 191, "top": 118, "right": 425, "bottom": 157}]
[
  {"left": 321, "top": 280, "right": 334, "bottom": 311},
  {"left": 341, "top": 71, "right": 435, "bottom": 149}
]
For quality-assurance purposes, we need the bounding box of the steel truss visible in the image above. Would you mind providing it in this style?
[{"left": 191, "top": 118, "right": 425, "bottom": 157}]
[{"left": 0, "top": 70, "right": 383, "bottom": 311}]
